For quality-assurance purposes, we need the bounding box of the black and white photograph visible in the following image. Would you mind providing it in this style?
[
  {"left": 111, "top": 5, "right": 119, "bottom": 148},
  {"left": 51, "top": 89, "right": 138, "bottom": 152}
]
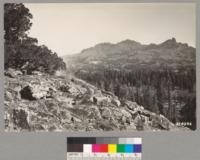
[{"left": 4, "top": 3, "right": 196, "bottom": 132}]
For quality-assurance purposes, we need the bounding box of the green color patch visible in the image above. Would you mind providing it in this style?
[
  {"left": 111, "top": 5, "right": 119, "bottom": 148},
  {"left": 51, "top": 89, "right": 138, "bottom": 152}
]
[{"left": 117, "top": 144, "right": 125, "bottom": 153}]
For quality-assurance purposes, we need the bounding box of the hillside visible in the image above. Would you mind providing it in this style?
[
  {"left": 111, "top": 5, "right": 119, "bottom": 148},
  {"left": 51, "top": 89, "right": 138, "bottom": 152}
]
[{"left": 4, "top": 70, "right": 187, "bottom": 132}]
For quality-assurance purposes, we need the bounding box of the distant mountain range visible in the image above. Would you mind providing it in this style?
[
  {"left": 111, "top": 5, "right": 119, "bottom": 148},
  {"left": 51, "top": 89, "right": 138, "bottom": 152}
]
[{"left": 64, "top": 38, "right": 195, "bottom": 72}]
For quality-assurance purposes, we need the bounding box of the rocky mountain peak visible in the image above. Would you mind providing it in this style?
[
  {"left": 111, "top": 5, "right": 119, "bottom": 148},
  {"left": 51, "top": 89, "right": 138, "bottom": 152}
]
[{"left": 160, "top": 37, "right": 178, "bottom": 48}]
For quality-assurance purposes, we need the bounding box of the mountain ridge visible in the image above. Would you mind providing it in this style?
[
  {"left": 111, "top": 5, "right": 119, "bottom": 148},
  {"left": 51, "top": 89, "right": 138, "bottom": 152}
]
[
  {"left": 64, "top": 38, "right": 194, "bottom": 56},
  {"left": 64, "top": 38, "right": 195, "bottom": 71}
]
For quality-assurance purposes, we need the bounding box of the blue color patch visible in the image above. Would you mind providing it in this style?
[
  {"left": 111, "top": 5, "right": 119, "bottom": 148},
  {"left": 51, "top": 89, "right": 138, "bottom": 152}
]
[{"left": 125, "top": 144, "right": 134, "bottom": 153}]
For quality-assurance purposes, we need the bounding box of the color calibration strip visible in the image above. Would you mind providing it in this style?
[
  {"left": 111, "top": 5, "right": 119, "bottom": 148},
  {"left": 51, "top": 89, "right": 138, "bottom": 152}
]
[{"left": 66, "top": 137, "right": 142, "bottom": 160}]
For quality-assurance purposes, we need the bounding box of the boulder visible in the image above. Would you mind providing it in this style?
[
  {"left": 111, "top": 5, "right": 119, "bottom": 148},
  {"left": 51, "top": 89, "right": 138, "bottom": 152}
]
[
  {"left": 101, "top": 107, "right": 112, "bottom": 119},
  {"left": 134, "top": 114, "right": 144, "bottom": 131},
  {"left": 4, "top": 112, "right": 12, "bottom": 129},
  {"left": 60, "top": 110, "right": 72, "bottom": 123},
  {"left": 20, "top": 84, "right": 56, "bottom": 100},
  {"left": 121, "top": 109, "right": 132, "bottom": 118},
  {"left": 48, "top": 124, "right": 60, "bottom": 131},
  {"left": 134, "top": 106, "right": 144, "bottom": 112},
  {"left": 93, "top": 96, "right": 111, "bottom": 106},
  {"left": 31, "top": 71, "right": 43, "bottom": 76},
  {"left": 113, "top": 110, "right": 123, "bottom": 119},
  {"left": 59, "top": 84, "right": 70, "bottom": 92},
  {"left": 97, "top": 119, "right": 118, "bottom": 131},
  {"left": 117, "top": 109, "right": 132, "bottom": 125},
  {"left": 150, "top": 114, "right": 171, "bottom": 130},
  {"left": 121, "top": 116, "right": 127, "bottom": 124},
  {"left": 87, "top": 105, "right": 102, "bottom": 120},
  {"left": 20, "top": 86, "right": 36, "bottom": 100},
  {"left": 71, "top": 117, "right": 82, "bottom": 123},
  {"left": 5, "top": 68, "right": 23, "bottom": 78},
  {"left": 94, "top": 90, "right": 102, "bottom": 96},
  {"left": 124, "top": 101, "right": 138, "bottom": 110},
  {"left": 86, "top": 124, "right": 95, "bottom": 131},
  {"left": 56, "top": 97, "right": 74, "bottom": 107},
  {"left": 13, "top": 86, "right": 22, "bottom": 93},
  {"left": 33, "top": 124, "right": 46, "bottom": 131},
  {"left": 158, "top": 114, "right": 172, "bottom": 130},
  {"left": 111, "top": 99, "right": 121, "bottom": 107},
  {"left": 5, "top": 91, "right": 13, "bottom": 101},
  {"left": 54, "top": 70, "right": 66, "bottom": 77},
  {"left": 68, "top": 85, "right": 84, "bottom": 96}
]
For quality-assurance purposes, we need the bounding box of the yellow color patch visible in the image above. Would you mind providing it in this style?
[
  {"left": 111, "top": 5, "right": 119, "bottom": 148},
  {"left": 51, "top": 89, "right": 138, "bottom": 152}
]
[{"left": 108, "top": 144, "right": 117, "bottom": 153}]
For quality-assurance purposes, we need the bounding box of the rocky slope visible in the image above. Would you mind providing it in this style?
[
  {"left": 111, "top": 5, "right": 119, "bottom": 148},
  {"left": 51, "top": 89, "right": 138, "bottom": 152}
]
[{"left": 4, "top": 69, "right": 188, "bottom": 132}]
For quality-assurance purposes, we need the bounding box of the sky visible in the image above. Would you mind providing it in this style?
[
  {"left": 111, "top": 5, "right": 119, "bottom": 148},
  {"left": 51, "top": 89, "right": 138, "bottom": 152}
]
[{"left": 25, "top": 3, "right": 196, "bottom": 56}]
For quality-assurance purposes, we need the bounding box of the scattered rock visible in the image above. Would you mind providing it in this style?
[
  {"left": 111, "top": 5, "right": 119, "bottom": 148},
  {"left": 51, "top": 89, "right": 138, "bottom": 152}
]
[
  {"left": 59, "top": 83, "right": 70, "bottom": 92},
  {"left": 113, "top": 110, "right": 123, "bottom": 119},
  {"left": 111, "top": 99, "right": 121, "bottom": 107},
  {"left": 5, "top": 91, "right": 13, "bottom": 101},
  {"left": 93, "top": 96, "right": 111, "bottom": 106},
  {"left": 34, "top": 124, "right": 45, "bottom": 130},
  {"left": 5, "top": 73, "right": 186, "bottom": 132},
  {"left": 20, "top": 86, "right": 36, "bottom": 100},
  {"left": 20, "top": 84, "right": 56, "bottom": 100},
  {"left": 101, "top": 107, "right": 112, "bottom": 119},
  {"left": 5, "top": 68, "right": 23, "bottom": 78},
  {"left": 121, "top": 116, "right": 127, "bottom": 124},
  {"left": 56, "top": 97, "right": 74, "bottom": 107},
  {"left": 121, "top": 109, "right": 132, "bottom": 118},
  {"left": 124, "top": 101, "right": 138, "bottom": 110},
  {"left": 134, "top": 114, "right": 144, "bottom": 131},
  {"left": 31, "top": 71, "right": 43, "bottom": 76},
  {"left": 60, "top": 110, "right": 72, "bottom": 123},
  {"left": 13, "top": 86, "right": 22, "bottom": 99},
  {"left": 97, "top": 120, "right": 117, "bottom": 131},
  {"left": 48, "top": 124, "right": 58, "bottom": 131},
  {"left": 87, "top": 105, "right": 102, "bottom": 120}
]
